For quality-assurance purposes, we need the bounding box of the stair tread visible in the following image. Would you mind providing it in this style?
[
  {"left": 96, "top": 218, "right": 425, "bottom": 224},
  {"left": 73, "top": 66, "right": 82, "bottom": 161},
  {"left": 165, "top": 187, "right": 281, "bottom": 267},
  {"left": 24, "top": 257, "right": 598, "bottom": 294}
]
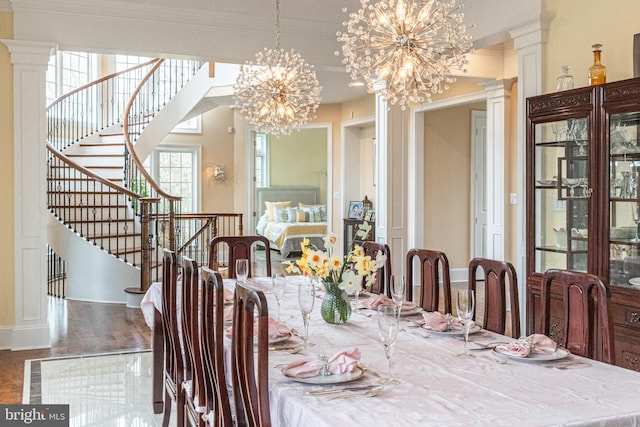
[
  {"left": 66, "top": 154, "right": 125, "bottom": 157},
  {"left": 79, "top": 142, "right": 125, "bottom": 146}
]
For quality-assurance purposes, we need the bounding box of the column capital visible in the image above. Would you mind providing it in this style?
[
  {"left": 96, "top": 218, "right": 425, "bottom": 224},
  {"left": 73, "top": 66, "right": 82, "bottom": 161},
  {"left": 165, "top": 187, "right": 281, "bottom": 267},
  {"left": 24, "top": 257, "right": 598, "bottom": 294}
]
[{"left": 1, "top": 39, "right": 55, "bottom": 66}]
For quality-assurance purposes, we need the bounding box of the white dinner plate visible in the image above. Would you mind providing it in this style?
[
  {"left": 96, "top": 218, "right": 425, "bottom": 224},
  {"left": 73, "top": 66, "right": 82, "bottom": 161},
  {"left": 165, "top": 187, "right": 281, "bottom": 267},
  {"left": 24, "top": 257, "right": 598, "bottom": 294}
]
[
  {"left": 398, "top": 306, "right": 423, "bottom": 317},
  {"left": 284, "top": 367, "right": 364, "bottom": 384},
  {"left": 492, "top": 347, "right": 570, "bottom": 362},
  {"left": 629, "top": 277, "right": 640, "bottom": 287},
  {"left": 269, "top": 333, "right": 292, "bottom": 345},
  {"left": 422, "top": 324, "right": 482, "bottom": 336}
]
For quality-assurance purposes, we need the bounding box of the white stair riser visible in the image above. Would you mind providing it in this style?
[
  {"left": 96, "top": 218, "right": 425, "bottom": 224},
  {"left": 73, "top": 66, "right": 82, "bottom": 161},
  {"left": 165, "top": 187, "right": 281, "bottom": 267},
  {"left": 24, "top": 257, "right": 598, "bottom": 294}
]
[
  {"left": 48, "top": 192, "right": 126, "bottom": 206},
  {"left": 66, "top": 156, "right": 125, "bottom": 167}
]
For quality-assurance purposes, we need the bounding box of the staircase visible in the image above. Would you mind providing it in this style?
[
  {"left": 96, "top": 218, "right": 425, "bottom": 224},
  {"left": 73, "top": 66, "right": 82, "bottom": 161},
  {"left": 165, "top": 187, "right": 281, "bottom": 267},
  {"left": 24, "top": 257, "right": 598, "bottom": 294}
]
[{"left": 46, "top": 59, "right": 204, "bottom": 303}]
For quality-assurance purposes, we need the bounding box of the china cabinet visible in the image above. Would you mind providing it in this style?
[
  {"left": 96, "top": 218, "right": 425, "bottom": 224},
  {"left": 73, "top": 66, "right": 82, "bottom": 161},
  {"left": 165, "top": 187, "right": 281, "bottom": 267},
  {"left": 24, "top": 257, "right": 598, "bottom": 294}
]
[
  {"left": 526, "top": 77, "right": 640, "bottom": 371},
  {"left": 343, "top": 218, "right": 375, "bottom": 254}
]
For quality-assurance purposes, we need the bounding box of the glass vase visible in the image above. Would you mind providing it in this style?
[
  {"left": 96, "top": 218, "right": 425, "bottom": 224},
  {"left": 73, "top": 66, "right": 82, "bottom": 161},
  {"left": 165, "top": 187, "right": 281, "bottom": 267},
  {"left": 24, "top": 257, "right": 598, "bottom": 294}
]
[
  {"left": 556, "top": 65, "right": 574, "bottom": 91},
  {"left": 320, "top": 281, "right": 352, "bottom": 324}
]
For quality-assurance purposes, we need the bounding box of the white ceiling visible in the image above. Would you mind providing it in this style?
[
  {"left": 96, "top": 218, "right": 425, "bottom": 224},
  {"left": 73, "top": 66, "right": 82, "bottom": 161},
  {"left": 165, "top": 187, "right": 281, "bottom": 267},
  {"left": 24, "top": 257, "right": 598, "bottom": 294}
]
[{"left": 8, "top": 0, "right": 542, "bottom": 104}]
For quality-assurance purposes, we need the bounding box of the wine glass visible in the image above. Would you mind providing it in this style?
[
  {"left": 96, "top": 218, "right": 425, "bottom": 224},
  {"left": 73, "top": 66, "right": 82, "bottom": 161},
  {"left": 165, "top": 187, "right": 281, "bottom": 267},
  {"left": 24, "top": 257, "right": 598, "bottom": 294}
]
[
  {"left": 298, "top": 279, "right": 316, "bottom": 347},
  {"left": 390, "top": 275, "right": 406, "bottom": 312},
  {"left": 272, "top": 274, "right": 287, "bottom": 321},
  {"left": 456, "top": 289, "right": 475, "bottom": 357},
  {"left": 632, "top": 204, "right": 640, "bottom": 242},
  {"left": 235, "top": 259, "right": 249, "bottom": 283},
  {"left": 377, "top": 304, "right": 400, "bottom": 384}
]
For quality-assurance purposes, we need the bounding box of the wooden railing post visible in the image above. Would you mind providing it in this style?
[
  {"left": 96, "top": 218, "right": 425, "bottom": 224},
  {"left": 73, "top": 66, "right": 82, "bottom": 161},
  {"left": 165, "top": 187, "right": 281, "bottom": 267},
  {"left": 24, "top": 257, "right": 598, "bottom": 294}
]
[
  {"left": 125, "top": 197, "right": 159, "bottom": 306},
  {"left": 168, "top": 199, "right": 177, "bottom": 252}
]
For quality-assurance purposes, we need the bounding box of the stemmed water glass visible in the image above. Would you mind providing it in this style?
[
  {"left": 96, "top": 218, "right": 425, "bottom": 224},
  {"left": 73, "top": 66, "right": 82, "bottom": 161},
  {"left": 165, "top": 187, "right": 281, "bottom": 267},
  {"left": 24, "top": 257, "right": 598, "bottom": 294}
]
[
  {"left": 298, "top": 279, "right": 315, "bottom": 347},
  {"left": 377, "top": 304, "right": 400, "bottom": 384},
  {"left": 632, "top": 203, "right": 640, "bottom": 242},
  {"left": 272, "top": 274, "right": 287, "bottom": 321},
  {"left": 235, "top": 259, "right": 249, "bottom": 283},
  {"left": 390, "top": 275, "right": 406, "bottom": 312},
  {"left": 456, "top": 289, "right": 475, "bottom": 357}
]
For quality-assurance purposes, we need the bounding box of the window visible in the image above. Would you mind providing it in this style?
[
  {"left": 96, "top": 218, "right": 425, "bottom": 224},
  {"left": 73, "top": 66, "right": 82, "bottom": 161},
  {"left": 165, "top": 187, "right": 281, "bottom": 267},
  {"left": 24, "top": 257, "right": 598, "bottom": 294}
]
[
  {"left": 148, "top": 147, "right": 200, "bottom": 214},
  {"left": 46, "top": 51, "right": 96, "bottom": 105},
  {"left": 255, "top": 132, "right": 269, "bottom": 188}
]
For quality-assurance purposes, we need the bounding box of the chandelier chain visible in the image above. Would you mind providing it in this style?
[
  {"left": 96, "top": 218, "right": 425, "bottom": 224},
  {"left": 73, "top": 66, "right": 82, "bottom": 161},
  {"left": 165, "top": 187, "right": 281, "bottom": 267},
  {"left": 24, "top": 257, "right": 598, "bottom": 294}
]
[{"left": 233, "top": 0, "right": 321, "bottom": 135}]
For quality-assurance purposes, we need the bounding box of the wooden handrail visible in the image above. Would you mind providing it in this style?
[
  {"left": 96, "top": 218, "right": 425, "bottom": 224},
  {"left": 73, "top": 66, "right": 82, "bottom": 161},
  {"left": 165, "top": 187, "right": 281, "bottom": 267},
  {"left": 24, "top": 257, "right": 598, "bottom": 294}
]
[
  {"left": 47, "top": 59, "right": 160, "bottom": 109},
  {"left": 122, "top": 59, "right": 181, "bottom": 202},
  {"left": 46, "top": 142, "right": 141, "bottom": 200}
]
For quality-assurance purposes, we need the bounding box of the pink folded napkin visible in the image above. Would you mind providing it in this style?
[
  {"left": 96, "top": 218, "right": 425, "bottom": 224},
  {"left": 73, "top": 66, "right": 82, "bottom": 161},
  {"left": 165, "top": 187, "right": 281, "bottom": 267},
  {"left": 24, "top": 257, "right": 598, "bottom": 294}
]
[
  {"left": 421, "top": 311, "right": 450, "bottom": 332},
  {"left": 222, "top": 289, "right": 234, "bottom": 304},
  {"left": 361, "top": 295, "right": 417, "bottom": 311},
  {"left": 495, "top": 340, "right": 531, "bottom": 357},
  {"left": 360, "top": 294, "right": 392, "bottom": 309},
  {"left": 327, "top": 347, "right": 361, "bottom": 375},
  {"left": 420, "top": 312, "right": 474, "bottom": 332},
  {"left": 495, "top": 334, "right": 557, "bottom": 358},
  {"left": 400, "top": 301, "right": 417, "bottom": 311},
  {"left": 268, "top": 317, "right": 291, "bottom": 339},
  {"left": 528, "top": 333, "right": 557, "bottom": 355},
  {"left": 282, "top": 347, "right": 361, "bottom": 378}
]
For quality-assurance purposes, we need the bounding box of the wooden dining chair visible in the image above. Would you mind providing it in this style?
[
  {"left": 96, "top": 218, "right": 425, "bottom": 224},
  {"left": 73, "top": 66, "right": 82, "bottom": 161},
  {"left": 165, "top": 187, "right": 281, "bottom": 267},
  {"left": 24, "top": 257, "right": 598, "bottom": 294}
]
[
  {"left": 540, "top": 269, "right": 614, "bottom": 363},
  {"left": 200, "top": 267, "right": 233, "bottom": 427},
  {"left": 362, "top": 241, "right": 392, "bottom": 297},
  {"left": 468, "top": 257, "right": 521, "bottom": 338},
  {"left": 406, "top": 249, "right": 452, "bottom": 314},
  {"left": 209, "top": 235, "right": 272, "bottom": 279},
  {"left": 181, "top": 257, "right": 206, "bottom": 427},
  {"left": 161, "top": 249, "right": 185, "bottom": 427},
  {"left": 231, "top": 282, "right": 271, "bottom": 427}
]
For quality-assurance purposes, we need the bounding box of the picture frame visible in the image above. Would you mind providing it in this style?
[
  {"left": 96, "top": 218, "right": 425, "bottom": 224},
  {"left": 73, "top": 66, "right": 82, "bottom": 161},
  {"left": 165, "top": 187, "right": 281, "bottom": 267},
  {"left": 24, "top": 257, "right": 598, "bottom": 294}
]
[
  {"left": 348, "top": 201, "right": 364, "bottom": 219},
  {"left": 364, "top": 209, "right": 376, "bottom": 222}
]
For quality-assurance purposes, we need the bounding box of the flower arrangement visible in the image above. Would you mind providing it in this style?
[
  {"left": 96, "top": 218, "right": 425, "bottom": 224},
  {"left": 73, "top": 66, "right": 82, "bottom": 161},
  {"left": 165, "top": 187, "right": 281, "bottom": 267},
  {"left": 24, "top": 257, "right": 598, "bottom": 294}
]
[{"left": 285, "top": 221, "right": 386, "bottom": 295}]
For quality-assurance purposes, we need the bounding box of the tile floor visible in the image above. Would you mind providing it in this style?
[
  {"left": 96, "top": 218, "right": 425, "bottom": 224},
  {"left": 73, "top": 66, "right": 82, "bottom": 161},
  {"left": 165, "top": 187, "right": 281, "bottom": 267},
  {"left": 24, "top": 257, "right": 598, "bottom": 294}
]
[{"left": 24, "top": 350, "right": 176, "bottom": 427}]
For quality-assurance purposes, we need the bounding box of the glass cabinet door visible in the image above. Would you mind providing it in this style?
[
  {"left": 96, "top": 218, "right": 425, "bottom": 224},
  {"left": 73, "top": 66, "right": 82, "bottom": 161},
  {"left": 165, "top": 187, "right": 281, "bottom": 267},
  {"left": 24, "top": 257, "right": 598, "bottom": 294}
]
[
  {"left": 534, "top": 117, "right": 590, "bottom": 273},
  {"left": 608, "top": 111, "right": 640, "bottom": 288}
]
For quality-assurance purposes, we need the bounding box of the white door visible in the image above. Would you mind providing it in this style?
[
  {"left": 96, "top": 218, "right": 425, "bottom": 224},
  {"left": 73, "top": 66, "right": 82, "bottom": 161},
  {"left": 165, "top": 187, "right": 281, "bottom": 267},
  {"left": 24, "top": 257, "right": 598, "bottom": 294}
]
[{"left": 471, "top": 110, "right": 487, "bottom": 259}]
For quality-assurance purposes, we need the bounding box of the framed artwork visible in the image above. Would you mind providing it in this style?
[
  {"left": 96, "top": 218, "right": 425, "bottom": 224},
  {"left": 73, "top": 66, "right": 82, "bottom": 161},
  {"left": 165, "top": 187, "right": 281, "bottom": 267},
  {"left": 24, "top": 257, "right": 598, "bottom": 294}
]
[
  {"left": 348, "top": 201, "right": 364, "bottom": 219},
  {"left": 364, "top": 209, "right": 376, "bottom": 221}
]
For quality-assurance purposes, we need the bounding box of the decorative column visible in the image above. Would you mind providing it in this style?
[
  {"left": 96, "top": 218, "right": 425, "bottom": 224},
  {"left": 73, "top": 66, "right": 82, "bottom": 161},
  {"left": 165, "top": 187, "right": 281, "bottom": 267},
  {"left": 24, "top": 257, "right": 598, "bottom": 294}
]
[
  {"left": 375, "top": 94, "right": 408, "bottom": 275},
  {"left": 2, "top": 39, "right": 55, "bottom": 350},
  {"left": 510, "top": 15, "right": 549, "bottom": 331},
  {"left": 480, "top": 79, "right": 515, "bottom": 261}
]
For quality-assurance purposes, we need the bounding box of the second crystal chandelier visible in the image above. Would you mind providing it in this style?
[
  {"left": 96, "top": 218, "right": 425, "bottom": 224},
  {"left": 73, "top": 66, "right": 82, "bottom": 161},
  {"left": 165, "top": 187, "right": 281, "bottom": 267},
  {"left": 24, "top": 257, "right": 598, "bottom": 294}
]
[
  {"left": 338, "top": 0, "right": 473, "bottom": 109},
  {"left": 233, "top": 0, "right": 321, "bottom": 135}
]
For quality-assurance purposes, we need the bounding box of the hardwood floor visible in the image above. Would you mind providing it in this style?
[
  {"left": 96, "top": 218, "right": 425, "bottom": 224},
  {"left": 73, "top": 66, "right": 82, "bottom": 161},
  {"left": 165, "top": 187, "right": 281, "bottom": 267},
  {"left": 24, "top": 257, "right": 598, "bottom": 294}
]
[{"left": 0, "top": 297, "right": 152, "bottom": 404}]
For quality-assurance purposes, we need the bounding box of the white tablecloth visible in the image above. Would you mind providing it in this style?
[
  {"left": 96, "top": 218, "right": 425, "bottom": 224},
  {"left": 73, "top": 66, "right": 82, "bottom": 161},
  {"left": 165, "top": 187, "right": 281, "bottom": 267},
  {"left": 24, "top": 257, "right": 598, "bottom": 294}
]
[{"left": 143, "top": 276, "right": 640, "bottom": 426}]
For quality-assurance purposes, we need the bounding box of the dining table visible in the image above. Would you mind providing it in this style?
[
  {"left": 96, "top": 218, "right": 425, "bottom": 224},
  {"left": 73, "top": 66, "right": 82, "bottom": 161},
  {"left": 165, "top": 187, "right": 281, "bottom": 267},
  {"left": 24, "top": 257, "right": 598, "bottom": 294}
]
[{"left": 142, "top": 275, "right": 640, "bottom": 426}]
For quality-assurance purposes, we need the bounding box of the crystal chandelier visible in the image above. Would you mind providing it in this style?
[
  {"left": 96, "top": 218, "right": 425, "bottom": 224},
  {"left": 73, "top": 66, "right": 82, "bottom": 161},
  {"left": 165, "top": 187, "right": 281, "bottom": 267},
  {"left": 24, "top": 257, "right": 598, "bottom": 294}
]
[
  {"left": 337, "top": 0, "right": 473, "bottom": 109},
  {"left": 233, "top": 0, "right": 321, "bottom": 135}
]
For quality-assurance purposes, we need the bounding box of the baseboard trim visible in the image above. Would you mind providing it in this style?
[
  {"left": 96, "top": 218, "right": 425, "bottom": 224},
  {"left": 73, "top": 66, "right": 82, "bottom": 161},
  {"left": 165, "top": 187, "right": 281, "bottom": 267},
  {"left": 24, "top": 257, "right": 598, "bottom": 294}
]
[
  {"left": 0, "top": 326, "right": 13, "bottom": 350},
  {"left": 451, "top": 267, "right": 468, "bottom": 284},
  {"left": 10, "top": 324, "right": 51, "bottom": 351}
]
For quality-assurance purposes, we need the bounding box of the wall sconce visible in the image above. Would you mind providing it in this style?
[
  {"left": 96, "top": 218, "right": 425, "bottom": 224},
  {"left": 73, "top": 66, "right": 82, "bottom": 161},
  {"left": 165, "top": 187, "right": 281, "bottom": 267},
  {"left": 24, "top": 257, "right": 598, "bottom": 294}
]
[{"left": 212, "top": 165, "right": 226, "bottom": 182}]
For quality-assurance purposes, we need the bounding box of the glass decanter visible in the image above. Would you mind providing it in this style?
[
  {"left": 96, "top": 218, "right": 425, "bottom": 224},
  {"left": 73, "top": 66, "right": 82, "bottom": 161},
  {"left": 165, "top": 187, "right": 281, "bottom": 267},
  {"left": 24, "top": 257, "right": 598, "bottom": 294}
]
[
  {"left": 588, "top": 44, "right": 606, "bottom": 86},
  {"left": 556, "top": 65, "right": 574, "bottom": 91}
]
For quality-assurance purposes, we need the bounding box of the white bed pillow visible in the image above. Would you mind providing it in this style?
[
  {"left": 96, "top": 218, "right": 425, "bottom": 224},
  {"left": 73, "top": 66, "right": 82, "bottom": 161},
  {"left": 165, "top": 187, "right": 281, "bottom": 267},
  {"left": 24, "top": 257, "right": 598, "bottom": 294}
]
[
  {"left": 300, "top": 204, "right": 327, "bottom": 222},
  {"left": 273, "top": 205, "right": 289, "bottom": 222}
]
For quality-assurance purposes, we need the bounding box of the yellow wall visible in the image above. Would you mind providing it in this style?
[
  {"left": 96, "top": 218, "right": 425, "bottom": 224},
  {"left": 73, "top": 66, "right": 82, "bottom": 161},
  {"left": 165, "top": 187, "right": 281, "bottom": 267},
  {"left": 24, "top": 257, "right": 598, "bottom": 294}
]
[
  {"left": 543, "top": 0, "right": 640, "bottom": 92},
  {"left": 423, "top": 102, "right": 485, "bottom": 268},
  {"left": 0, "top": 12, "right": 14, "bottom": 326},
  {"left": 270, "top": 128, "right": 328, "bottom": 203}
]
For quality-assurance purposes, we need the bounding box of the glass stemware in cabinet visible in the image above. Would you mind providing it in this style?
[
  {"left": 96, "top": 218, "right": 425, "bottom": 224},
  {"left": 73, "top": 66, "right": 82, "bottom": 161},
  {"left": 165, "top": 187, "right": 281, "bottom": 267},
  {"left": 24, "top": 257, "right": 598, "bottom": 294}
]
[
  {"left": 298, "top": 279, "right": 316, "bottom": 347},
  {"left": 377, "top": 304, "right": 400, "bottom": 385},
  {"left": 632, "top": 203, "right": 640, "bottom": 242},
  {"left": 456, "top": 290, "right": 475, "bottom": 357}
]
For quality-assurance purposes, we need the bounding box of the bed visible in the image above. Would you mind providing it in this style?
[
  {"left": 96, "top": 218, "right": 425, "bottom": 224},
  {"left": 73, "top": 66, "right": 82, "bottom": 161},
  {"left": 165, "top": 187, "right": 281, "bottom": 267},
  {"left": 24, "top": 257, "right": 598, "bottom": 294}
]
[{"left": 255, "top": 187, "right": 327, "bottom": 258}]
